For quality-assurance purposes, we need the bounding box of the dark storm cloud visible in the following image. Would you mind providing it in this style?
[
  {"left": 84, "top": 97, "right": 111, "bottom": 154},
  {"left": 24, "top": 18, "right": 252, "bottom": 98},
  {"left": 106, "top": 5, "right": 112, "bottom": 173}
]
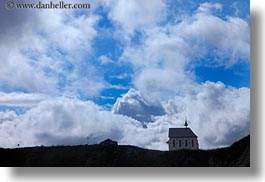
[{"left": 0, "top": 0, "right": 37, "bottom": 39}]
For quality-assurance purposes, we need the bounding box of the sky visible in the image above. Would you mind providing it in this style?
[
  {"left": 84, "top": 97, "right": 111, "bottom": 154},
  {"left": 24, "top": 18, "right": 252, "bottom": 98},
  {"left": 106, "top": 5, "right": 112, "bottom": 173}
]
[{"left": 0, "top": 0, "right": 250, "bottom": 150}]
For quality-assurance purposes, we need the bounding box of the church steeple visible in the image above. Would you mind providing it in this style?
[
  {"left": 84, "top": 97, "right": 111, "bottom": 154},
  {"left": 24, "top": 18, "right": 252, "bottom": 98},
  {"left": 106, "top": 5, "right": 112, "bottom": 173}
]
[{"left": 184, "top": 116, "right": 188, "bottom": 128}]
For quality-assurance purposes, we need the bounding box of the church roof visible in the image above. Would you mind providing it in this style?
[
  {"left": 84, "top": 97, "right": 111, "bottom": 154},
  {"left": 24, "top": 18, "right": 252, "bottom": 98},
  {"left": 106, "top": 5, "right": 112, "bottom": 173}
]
[{"left": 168, "top": 128, "right": 197, "bottom": 138}]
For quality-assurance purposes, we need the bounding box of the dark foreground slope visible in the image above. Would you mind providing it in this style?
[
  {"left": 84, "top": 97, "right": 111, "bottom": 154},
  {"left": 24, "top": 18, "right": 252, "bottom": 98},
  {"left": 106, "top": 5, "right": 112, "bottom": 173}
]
[{"left": 0, "top": 135, "right": 249, "bottom": 167}]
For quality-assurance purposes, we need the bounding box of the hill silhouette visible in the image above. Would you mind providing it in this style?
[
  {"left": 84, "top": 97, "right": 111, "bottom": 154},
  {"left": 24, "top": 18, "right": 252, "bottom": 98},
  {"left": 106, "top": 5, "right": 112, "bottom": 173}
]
[{"left": 0, "top": 135, "right": 249, "bottom": 167}]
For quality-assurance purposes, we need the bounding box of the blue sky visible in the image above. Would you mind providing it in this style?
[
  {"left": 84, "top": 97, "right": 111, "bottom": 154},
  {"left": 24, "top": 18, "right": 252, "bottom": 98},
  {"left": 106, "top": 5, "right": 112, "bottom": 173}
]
[{"left": 0, "top": 0, "right": 250, "bottom": 150}]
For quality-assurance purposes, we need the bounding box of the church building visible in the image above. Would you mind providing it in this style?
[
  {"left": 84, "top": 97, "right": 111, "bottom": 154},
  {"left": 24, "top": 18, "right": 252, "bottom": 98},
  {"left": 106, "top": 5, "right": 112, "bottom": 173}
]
[{"left": 167, "top": 118, "right": 199, "bottom": 151}]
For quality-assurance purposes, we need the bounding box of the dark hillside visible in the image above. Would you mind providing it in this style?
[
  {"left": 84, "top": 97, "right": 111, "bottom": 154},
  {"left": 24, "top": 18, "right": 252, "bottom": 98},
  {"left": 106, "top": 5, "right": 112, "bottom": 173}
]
[{"left": 0, "top": 135, "right": 249, "bottom": 167}]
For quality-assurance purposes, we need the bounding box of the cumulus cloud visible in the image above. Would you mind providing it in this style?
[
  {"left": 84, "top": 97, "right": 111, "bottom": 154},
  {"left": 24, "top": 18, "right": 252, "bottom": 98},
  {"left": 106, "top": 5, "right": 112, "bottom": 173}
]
[
  {"left": 0, "top": 97, "right": 132, "bottom": 147},
  {"left": 178, "top": 8, "right": 250, "bottom": 66},
  {"left": 193, "top": 82, "right": 249, "bottom": 148},
  {"left": 0, "top": 1, "right": 104, "bottom": 96},
  {"left": 120, "top": 2, "right": 249, "bottom": 70},
  {"left": 133, "top": 68, "right": 193, "bottom": 102},
  {"left": 36, "top": 9, "right": 99, "bottom": 56},
  {"left": 112, "top": 81, "right": 250, "bottom": 149},
  {"left": 102, "top": 0, "right": 166, "bottom": 37},
  {"left": 159, "top": 81, "right": 250, "bottom": 149},
  {"left": 0, "top": 2, "right": 54, "bottom": 93},
  {"left": 0, "top": 97, "right": 167, "bottom": 150},
  {"left": 0, "top": 111, "right": 17, "bottom": 122},
  {"left": 113, "top": 88, "right": 165, "bottom": 124},
  {"left": 119, "top": 2, "right": 249, "bottom": 102}
]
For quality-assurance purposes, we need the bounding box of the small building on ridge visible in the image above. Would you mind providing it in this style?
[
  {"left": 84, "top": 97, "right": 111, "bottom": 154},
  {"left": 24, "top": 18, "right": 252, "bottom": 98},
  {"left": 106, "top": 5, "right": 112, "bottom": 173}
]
[{"left": 167, "top": 119, "right": 199, "bottom": 151}]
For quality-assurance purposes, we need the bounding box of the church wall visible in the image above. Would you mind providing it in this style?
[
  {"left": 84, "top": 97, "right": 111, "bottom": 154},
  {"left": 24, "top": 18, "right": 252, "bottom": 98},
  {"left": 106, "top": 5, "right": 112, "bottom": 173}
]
[{"left": 168, "top": 137, "right": 198, "bottom": 151}]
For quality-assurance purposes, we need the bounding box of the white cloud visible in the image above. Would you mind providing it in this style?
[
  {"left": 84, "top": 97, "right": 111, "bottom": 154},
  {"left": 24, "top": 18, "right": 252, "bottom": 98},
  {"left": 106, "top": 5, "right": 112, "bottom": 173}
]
[
  {"left": 0, "top": 96, "right": 167, "bottom": 150},
  {"left": 119, "top": 2, "right": 249, "bottom": 102},
  {"left": 197, "top": 2, "right": 223, "bottom": 14},
  {"left": 0, "top": 111, "right": 17, "bottom": 122},
  {"left": 0, "top": 3, "right": 103, "bottom": 96},
  {"left": 0, "top": 5, "right": 54, "bottom": 94},
  {"left": 120, "top": 26, "right": 189, "bottom": 69},
  {"left": 36, "top": 9, "right": 99, "bottom": 56},
  {"left": 0, "top": 81, "right": 250, "bottom": 150},
  {"left": 185, "top": 81, "right": 250, "bottom": 148},
  {"left": 123, "top": 4, "right": 249, "bottom": 68},
  {"left": 108, "top": 84, "right": 129, "bottom": 90},
  {"left": 103, "top": 0, "right": 166, "bottom": 37},
  {"left": 178, "top": 9, "right": 250, "bottom": 66},
  {"left": 64, "top": 66, "right": 107, "bottom": 98},
  {"left": 100, "top": 96, "right": 116, "bottom": 100},
  {"left": 0, "top": 97, "right": 170, "bottom": 150},
  {"left": 231, "top": 2, "right": 240, "bottom": 17},
  {"left": 0, "top": 92, "right": 49, "bottom": 107},
  {"left": 0, "top": 44, "right": 58, "bottom": 94},
  {"left": 119, "top": 27, "right": 192, "bottom": 102},
  {"left": 98, "top": 55, "right": 114, "bottom": 65},
  {"left": 133, "top": 68, "right": 193, "bottom": 102},
  {"left": 112, "top": 81, "right": 250, "bottom": 149},
  {"left": 0, "top": 97, "right": 140, "bottom": 148},
  {"left": 153, "top": 81, "right": 250, "bottom": 149},
  {"left": 111, "top": 73, "right": 131, "bottom": 79}
]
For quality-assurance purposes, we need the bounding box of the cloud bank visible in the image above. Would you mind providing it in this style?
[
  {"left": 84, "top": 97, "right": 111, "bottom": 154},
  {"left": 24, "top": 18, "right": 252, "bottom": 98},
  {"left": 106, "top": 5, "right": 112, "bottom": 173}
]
[{"left": 0, "top": 81, "right": 249, "bottom": 150}]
